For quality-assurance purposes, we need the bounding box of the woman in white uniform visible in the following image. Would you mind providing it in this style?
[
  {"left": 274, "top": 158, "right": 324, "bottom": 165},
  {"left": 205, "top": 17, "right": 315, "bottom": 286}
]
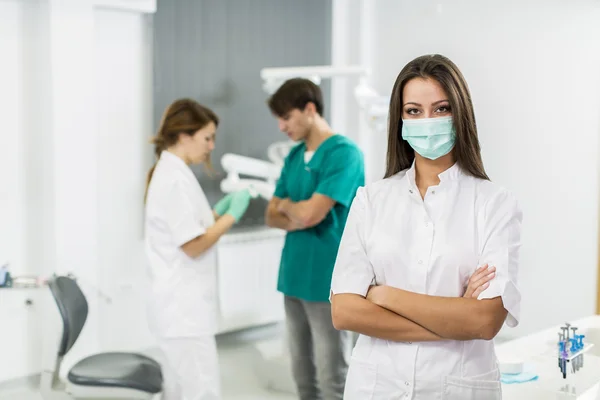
[
  {"left": 144, "top": 98, "right": 252, "bottom": 400},
  {"left": 331, "top": 54, "right": 522, "bottom": 400}
]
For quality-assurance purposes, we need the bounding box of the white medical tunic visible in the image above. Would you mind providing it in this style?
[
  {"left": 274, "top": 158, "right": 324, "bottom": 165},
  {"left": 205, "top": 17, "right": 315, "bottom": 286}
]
[
  {"left": 144, "top": 151, "right": 218, "bottom": 338},
  {"left": 331, "top": 162, "right": 522, "bottom": 400}
]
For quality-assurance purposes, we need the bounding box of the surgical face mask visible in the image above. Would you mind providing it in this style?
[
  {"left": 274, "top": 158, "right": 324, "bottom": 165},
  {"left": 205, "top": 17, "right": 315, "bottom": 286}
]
[{"left": 401, "top": 116, "right": 456, "bottom": 160}]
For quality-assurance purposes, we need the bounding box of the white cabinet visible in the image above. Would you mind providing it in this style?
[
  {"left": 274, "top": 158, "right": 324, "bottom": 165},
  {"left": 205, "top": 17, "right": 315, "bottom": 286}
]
[
  {"left": 216, "top": 227, "right": 286, "bottom": 334},
  {"left": 0, "top": 289, "right": 43, "bottom": 383}
]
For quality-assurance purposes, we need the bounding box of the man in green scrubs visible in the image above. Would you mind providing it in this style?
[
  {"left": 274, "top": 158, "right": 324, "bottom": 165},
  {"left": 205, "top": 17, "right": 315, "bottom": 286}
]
[{"left": 265, "top": 78, "right": 365, "bottom": 400}]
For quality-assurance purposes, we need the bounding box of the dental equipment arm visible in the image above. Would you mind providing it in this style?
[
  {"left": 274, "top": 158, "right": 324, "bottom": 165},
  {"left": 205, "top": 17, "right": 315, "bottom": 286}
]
[
  {"left": 221, "top": 178, "right": 273, "bottom": 200},
  {"left": 277, "top": 194, "right": 335, "bottom": 228},
  {"left": 368, "top": 287, "right": 507, "bottom": 341},
  {"left": 331, "top": 293, "right": 443, "bottom": 342},
  {"left": 267, "top": 140, "right": 295, "bottom": 166},
  {"left": 222, "top": 153, "right": 281, "bottom": 182},
  {"left": 220, "top": 153, "right": 281, "bottom": 201},
  {"left": 265, "top": 197, "right": 303, "bottom": 232}
]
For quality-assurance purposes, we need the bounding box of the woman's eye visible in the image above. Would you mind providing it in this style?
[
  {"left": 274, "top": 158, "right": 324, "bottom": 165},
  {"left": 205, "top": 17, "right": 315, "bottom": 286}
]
[
  {"left": 436, "top": 106, "right": 451, "bottom": 113},
  {"left": 406, "top": 108, "right": 419, "bottom": 115}
]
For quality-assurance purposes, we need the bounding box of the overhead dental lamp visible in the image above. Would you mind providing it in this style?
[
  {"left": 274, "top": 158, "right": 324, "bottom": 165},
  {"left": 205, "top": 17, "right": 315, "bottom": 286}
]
[{"left": 260, "top": 65, "right": 368, "bottom": 94}]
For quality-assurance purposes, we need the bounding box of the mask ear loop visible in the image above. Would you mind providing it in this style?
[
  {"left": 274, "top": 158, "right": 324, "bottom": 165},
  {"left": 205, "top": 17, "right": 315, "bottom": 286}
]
[{"left": 397, "top": 119, "right": 404, "bottom": 141}]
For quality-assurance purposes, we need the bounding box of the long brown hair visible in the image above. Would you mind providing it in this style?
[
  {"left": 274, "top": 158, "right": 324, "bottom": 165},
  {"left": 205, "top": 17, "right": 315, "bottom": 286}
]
[
  {"left": 385, "top": 54, "right": 489, "bottom": 180},
  {"left": 145, "top": 98, "right": 219, "bottom": 201}
]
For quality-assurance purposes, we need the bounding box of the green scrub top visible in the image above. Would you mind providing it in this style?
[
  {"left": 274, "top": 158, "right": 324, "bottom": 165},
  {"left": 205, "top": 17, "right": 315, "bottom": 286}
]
[{"left": 274, "top": 134, "right": 365, "bottom": 302}]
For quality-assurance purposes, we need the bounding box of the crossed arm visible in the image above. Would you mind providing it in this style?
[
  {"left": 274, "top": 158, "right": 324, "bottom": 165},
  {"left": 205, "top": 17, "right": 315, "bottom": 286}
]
[
  {"left": 331, "top": 266, "right": 507, "bottom": 342},
  {"left": 372, "top": 287, "right": 505, "bottom": 340},
  {"left": 266, "top": 194, "right": 335, "bottom": 231},
  {"left": 332, "top": 292, "right": 506, "bottom": 342},
  {"left": 331, "top": 293, "right": 444, "bottom": 342}
]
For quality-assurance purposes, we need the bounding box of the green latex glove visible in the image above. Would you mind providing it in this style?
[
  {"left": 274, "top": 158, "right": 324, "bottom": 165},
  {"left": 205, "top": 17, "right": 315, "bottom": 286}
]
[
  {"left": 225, "top": 189, "right": 252, "bottom": 222},
  {"left": 213, "top": 193, "right": 234, "bottom": 216}
]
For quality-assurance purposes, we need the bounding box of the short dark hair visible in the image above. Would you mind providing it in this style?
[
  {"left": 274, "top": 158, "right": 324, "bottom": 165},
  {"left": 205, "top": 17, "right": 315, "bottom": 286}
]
[{"left": 267, "top": 78, "right": 324, "bottom": 117}]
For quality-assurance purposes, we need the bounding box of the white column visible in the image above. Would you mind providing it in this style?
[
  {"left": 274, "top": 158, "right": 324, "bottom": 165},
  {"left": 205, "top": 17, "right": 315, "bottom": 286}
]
[
  {"left": 93, "top": 6, "right": 155, "bottom": 351},
  {"left": 330, "top": 0, "right": 385, "bottom": 183},
  {"left": 330, "top": 0, "right": 362, "bottom": 143},
  {"left": 48, "top": 1, "right": 97, "bottom": 275},
  {"left": 357, "top": 0, "right": 385, "bottom": 183},
  {"left": 40, "top": 0, "right": 100, "bottom": 372},
  {"left": 330, "top": 0, "right": 350, "bottom": 136}
]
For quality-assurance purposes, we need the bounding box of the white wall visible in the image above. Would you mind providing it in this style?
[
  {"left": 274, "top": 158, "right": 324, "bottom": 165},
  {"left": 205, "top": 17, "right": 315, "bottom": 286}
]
[
  {"left": 0, "top": 0, "right": 156, "bottom": 383},
  {"left": 337, "top": 0, "right": 600, "bottom": 338},
  {"left": 0, "top": 0, "right": 26, "bottom": 285},
  {"left": 0, "top": 0, "right": 41, "bottom": 382}
]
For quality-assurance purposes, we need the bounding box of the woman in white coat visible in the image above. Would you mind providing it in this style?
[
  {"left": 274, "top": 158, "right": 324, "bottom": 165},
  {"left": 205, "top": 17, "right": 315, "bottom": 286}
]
[
  {"left": 144, "top": 98, "right": 252, "bottom": 400},
  {"left": 331, "top": 54, "right": 522, "bottom": 400}
]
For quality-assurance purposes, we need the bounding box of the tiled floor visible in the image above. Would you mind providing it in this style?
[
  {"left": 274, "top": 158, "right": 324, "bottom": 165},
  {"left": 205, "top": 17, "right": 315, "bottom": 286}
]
[{"left": 0, "top": 324, "right": 296, "bottom": 400}]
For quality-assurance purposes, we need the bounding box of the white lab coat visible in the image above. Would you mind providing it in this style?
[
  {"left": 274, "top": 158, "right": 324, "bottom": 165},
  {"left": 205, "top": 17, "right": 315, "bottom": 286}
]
[
  {"left": 331, "top": 162, "right": 522, "bottom": 400},
  {"left": 144, "top": 151, "right": 220, "bottom": 400}
]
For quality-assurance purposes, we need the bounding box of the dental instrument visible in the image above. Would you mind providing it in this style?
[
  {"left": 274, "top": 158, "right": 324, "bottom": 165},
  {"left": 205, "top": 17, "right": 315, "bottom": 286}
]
[{"left": 557, "top": 322, "right": 594, "bottom": 379}]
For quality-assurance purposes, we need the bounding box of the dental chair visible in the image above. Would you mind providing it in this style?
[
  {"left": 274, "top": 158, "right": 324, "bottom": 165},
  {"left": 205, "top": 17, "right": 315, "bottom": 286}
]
[{"left": 41, "top": 275, "right": 163, "bottom": 400}]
